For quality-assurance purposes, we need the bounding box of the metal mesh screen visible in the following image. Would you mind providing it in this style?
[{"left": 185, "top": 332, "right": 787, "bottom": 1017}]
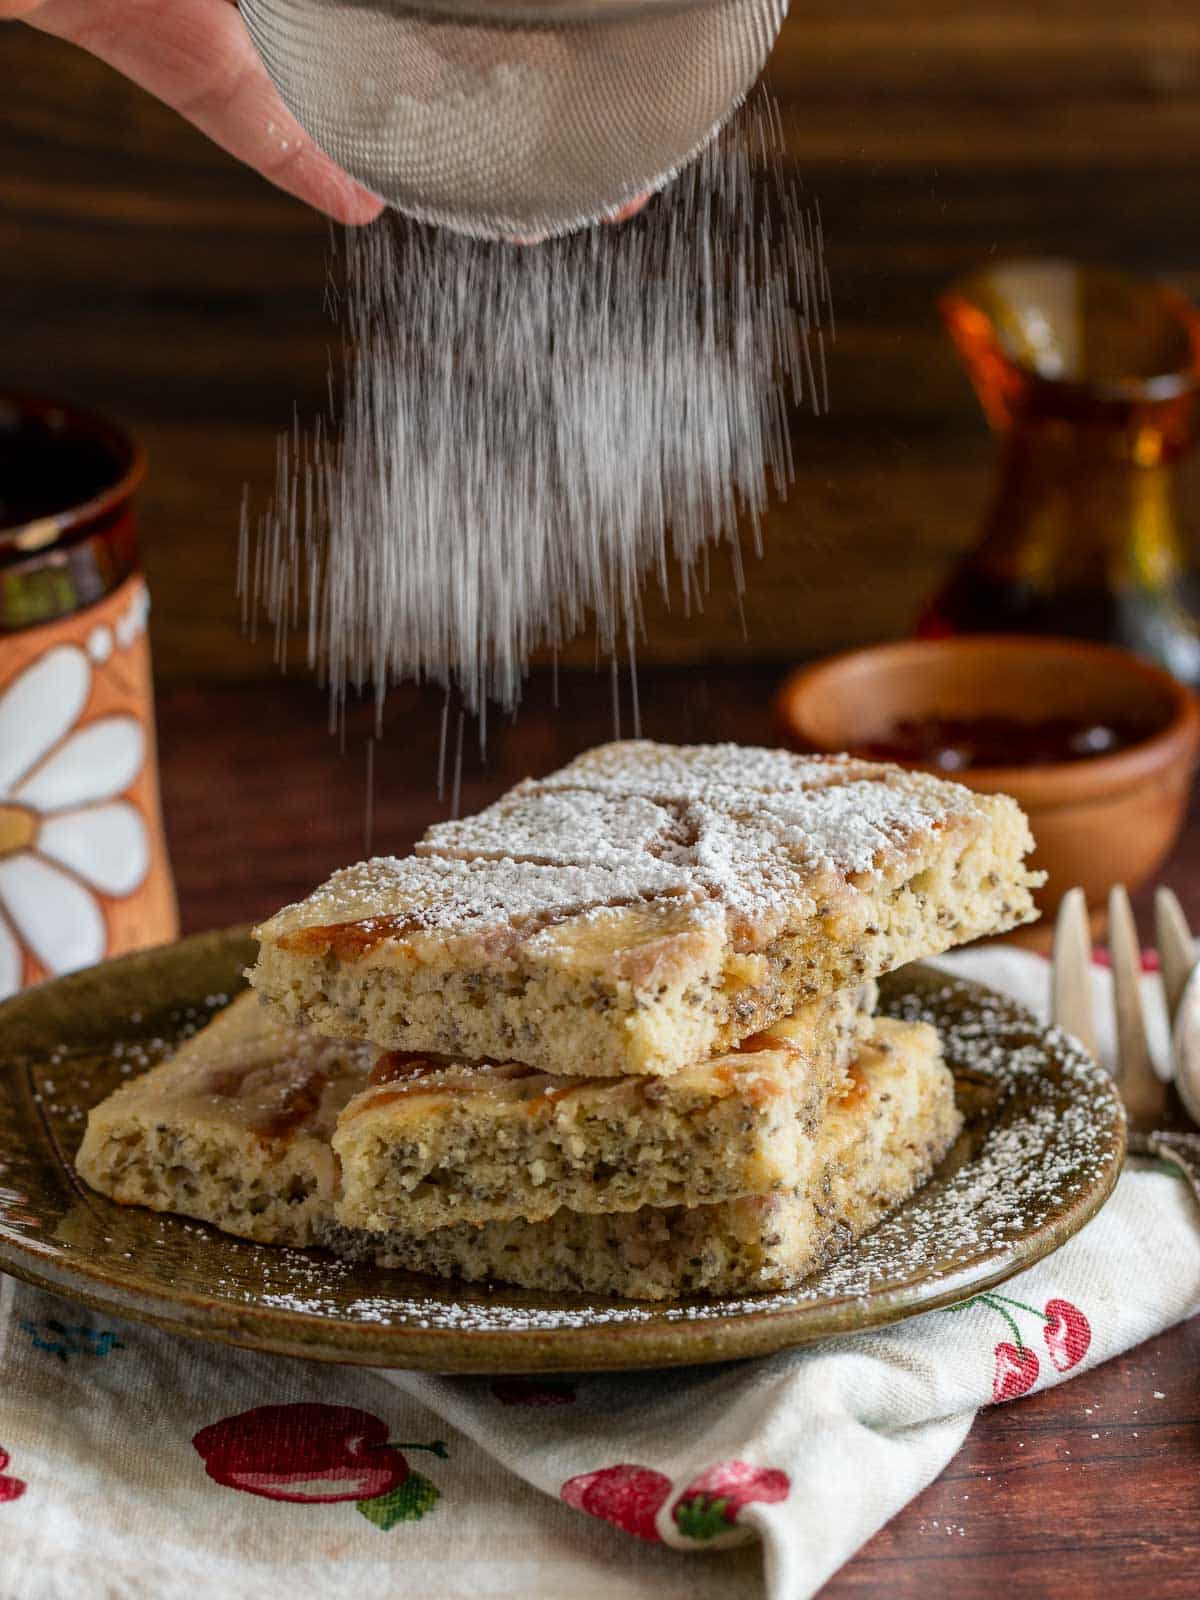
[{"left": 241, "top": 0, "right": 787, "bottom": 238}]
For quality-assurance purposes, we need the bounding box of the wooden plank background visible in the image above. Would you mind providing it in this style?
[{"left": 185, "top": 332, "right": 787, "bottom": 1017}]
[{"left": 2, "top": 0, "right": 1200, "bottom": 682}]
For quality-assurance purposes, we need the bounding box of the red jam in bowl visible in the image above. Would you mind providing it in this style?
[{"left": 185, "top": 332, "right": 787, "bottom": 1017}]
[{"left": 851, "top": 714, "right": 1153, "bottom": 772}]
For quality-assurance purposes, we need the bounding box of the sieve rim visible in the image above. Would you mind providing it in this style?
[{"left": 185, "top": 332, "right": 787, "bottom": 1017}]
[{"left": 310, "top": 0, "right": 737, "bottom": 28}]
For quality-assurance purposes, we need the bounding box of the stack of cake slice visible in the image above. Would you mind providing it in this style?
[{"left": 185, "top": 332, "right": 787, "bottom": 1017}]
[{"left": 78, "top": 741, "right": 1042, "bottom": 1300}]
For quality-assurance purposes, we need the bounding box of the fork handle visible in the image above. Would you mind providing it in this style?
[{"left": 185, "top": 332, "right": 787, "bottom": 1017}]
[{"left": 1130, "top": 1129, "right": 1200, "bottom": 1213}]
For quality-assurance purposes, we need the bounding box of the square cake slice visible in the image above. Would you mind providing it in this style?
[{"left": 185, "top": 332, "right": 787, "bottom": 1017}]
[
  {"left": 75, "top": 992, "right": 372, "bottom": 1247},
  {"left": 332, "top": 983, "right": 875, "bottom": 1232},
  {"left": 332, "top": 1016, "right": 962, "bottom": 1300},
  {"left": 250, "top": 740, "right": 1040, "bottom": 1077}
]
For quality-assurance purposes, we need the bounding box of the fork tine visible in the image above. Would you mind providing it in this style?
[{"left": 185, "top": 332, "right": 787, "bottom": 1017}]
[
  {"left": 1050, "top": 887, "right": 1099, "bottom": 1059},
  {"left": 1154, "top": 886, "right": 1196, "bottom": 1027},
  {"left": 1108, "top": 885, "right": 1166, "bottom": 1125}
]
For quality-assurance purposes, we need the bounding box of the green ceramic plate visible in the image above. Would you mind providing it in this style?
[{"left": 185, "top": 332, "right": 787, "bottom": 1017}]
[{"left": 0, "top": 929, "right": 1125, "bottom": 1372}]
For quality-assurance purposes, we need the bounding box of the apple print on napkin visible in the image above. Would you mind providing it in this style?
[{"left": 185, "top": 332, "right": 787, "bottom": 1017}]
[{"left": 193, "top": 1403, "right": 447, "bottom": 1529}]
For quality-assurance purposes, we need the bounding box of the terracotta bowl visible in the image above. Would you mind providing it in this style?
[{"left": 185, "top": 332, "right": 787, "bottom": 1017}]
[{"left": 774, "top": 636, "right": 1200, "bottom": 943}]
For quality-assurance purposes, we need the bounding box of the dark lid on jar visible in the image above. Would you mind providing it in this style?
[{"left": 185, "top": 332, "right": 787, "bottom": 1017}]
[{"left": 0, "top": 394, "right": 145, "bottom": 631}]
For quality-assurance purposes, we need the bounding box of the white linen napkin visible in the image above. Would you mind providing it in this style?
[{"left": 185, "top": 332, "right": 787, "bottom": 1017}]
[{"left": 0, "top": 947, "right": 1196, "bottom": 1600}]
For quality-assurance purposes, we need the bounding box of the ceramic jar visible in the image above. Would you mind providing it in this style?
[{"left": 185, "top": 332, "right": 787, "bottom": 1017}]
[{"left": 0, "top": 394, "right": 177, "bottom": 999}]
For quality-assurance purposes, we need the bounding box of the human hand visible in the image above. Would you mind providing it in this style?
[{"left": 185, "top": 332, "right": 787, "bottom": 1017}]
[{"left": 3, "top": 0, "right": 384, "bottom": 224}]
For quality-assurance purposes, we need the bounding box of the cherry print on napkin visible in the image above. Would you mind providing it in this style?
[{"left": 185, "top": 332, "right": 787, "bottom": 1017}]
[
  {"left": 950, "top": 1290, "right": 1092, "bottom": 1401},
  {"left": 192, "top": 1403, "right": 447, "bottom": 1529},
  {"left": 1043, "top": 1298, "right": 1092, "bottom": 1372},
  {"left": 0, "top": 1446, "right": 26, "bottom": 1504},
  {"left": 993, "top": 1341, "right": 1041, "bottom": 1402}
]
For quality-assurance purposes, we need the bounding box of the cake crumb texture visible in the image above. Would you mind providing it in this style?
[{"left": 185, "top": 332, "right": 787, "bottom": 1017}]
[
  {"left": 75, "top": 993, "right": 372, "bottom": 1247},
  {"left": 335, "top": 1016, "right": 962, "bottom": 1299},
  {"left": 334, "top": 984, "right": 876, "bottom": 1231}
]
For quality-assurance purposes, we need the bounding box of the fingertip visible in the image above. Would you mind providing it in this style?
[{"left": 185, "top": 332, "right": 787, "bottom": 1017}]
[
  {"left": 326, "top": 182, "right": 386, "bottom": 227},
  {"left": 604, "top": 191, "right": 652, "bottom": 224},
  {"left": 288, "top": 144, "right": 385, "bottom": 225}
]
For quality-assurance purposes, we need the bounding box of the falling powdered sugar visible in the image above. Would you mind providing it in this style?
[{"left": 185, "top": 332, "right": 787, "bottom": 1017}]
[{"left": 239, "top": 97, "right": 829, "bottom": 721}]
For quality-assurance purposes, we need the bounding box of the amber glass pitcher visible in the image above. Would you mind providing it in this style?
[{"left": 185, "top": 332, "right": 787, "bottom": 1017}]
[{"left": 921, "top": 260, "right": 1200, "bottom": 682}]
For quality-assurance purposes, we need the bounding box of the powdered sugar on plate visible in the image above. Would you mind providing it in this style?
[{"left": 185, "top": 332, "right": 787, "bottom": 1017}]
[
  {"left": 218, "top": 969, "right": 1123, "bottom": 1339},
  {"left": 9, "top": 956, "right": 1122, "bottom": 1363}
]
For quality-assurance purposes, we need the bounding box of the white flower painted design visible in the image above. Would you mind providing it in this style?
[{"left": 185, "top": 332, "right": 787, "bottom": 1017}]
[{"left": 0, "top": 645, "right": 149, "bottom": 999}]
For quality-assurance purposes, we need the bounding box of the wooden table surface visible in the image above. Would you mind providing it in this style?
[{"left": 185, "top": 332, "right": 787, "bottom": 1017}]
[{"left": 154, "top": 665, "right": 1200, "bottom": 1598}]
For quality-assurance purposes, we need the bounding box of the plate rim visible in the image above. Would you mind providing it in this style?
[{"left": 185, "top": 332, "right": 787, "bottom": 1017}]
[{"left": 0, "top": 929, "right": 1127, "bottom": 1372}]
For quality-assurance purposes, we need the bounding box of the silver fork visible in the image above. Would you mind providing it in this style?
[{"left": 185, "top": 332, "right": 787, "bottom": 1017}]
[{"left": 1051, "top": 884, "right": 1200, "bottom": 1208}]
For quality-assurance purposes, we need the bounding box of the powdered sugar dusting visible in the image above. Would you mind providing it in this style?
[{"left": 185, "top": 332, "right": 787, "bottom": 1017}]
[
  {"left": 540, "top": 740, "right": 854, "bottom": 800},
  {"left": 761, "top": 780, "right": 962, "bottom": 876},
  {"left": 419, "top": 790, "right": 689, "bottom": 870},
  {"left": 266, "top": 850, "right": 702, "bottom": 939},
  {"left": 422, "top": 742, "right": 987, "bottom": 891},
  {"left": 264, "top": 742, "right": 1009, "bottom": 949},
  {"left": 239, "top": 102, "right": 829, "bottom": 722}
]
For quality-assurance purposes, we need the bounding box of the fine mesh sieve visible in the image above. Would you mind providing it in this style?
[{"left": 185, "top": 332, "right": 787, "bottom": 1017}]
[{"left": 240, "top": 0, "right": 788, "bottom": 240}]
